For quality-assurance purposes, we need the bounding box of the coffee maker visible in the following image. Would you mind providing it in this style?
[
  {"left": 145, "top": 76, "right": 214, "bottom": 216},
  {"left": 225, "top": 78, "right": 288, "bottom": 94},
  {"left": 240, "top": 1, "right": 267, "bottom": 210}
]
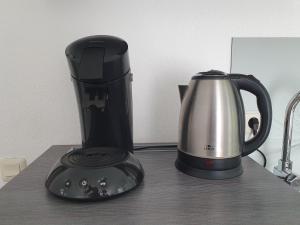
[{"left": 45, "top": 35, "right": 144, "bottom": 201}]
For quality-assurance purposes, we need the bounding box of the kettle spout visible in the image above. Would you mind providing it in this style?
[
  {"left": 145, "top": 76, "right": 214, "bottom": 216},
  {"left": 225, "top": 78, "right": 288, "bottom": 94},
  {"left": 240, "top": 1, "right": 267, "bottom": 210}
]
[{"left": 178, "top": 85, "right": 188, "bottom": 103}]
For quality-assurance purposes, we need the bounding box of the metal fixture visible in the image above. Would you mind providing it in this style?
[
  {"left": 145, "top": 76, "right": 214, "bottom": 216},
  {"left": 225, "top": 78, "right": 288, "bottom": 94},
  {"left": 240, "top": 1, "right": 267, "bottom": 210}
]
[{"left": 274, "top": 91, "right": 300, "bottom": 187}]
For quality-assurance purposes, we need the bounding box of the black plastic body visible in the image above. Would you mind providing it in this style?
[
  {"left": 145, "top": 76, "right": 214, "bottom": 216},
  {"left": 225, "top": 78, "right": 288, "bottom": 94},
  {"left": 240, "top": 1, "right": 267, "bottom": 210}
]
[
  {"left": 73, "top": 73, "right": 133, "bottom": 150},
  {"left": 65, "top": 35, "right": 130, "bottom": 83},
  {"left": 230, "top": 74, "right": 272, "bottom": 156},
  {"left": 46, "top": 35, "right": 144, "bottom": 201},
  {"left": 45, "top": 148, "right": 144, "bottom": 201},
  {"left": 192, "top": 70, "right": 228, "bottom": 80},
  {"left": 175, "top": 151, "right": 242, "bottom": 179}
]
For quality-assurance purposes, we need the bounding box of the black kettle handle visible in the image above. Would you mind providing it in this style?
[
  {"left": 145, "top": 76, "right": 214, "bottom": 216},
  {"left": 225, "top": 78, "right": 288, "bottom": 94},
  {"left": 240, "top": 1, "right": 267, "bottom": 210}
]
[{"left": 230, "top": 74, "right": 272, "bottom": 156}]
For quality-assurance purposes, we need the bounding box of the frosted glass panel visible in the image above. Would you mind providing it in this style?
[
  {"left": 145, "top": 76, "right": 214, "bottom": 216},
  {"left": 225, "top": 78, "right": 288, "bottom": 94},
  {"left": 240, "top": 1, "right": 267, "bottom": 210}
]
[{"left": 231, "top": 38, "right": 300, "bottom": 172}]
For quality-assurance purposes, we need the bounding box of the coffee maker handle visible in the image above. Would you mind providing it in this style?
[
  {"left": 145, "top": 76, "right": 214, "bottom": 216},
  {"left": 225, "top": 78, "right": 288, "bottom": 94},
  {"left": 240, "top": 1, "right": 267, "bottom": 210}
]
[{"left": 230, "top": 74, "right": 272, "bottom": 157}]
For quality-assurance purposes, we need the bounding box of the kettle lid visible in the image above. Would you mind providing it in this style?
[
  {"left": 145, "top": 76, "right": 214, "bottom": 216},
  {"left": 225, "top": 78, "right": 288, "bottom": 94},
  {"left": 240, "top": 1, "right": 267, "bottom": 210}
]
[{"left": 192, "top": 70, "right": 228, "bottom": 80}]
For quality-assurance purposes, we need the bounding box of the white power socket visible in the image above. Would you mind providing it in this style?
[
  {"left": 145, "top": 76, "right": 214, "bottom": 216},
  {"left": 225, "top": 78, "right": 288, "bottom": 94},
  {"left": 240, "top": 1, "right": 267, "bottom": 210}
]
[{"left": 245, "top": 111, "right": 260, "bottom": 139}]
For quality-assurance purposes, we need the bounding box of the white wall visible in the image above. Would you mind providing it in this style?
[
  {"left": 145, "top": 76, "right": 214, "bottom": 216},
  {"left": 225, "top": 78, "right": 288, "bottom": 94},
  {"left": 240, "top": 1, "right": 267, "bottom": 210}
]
[{"left": 1, "top": 0, "right": 300, "bottom": 167}]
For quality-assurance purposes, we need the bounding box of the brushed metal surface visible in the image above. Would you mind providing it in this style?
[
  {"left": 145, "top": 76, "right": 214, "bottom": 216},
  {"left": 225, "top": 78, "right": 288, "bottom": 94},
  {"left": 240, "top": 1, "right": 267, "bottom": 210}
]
[
  {"left": 178, "top": 79, "right": 241, "bottom": 159},
  {"left": 1, "top": 145, "right": 300, "bottom": 225}
]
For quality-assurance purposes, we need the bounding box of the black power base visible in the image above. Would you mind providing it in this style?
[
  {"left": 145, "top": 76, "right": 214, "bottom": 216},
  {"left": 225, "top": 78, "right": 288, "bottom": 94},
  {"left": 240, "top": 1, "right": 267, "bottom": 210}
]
[
  {"left": 45, "top": 147, "right": 144, "bottom": 201},
  {"left": 175, "top": 150, "right": 243, "bottom": 180}
]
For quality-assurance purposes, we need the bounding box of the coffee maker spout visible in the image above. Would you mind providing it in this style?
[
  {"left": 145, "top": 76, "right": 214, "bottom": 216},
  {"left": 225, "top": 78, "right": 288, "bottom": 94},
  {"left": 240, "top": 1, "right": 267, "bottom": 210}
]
[{"left": 178, "top": 85, "right": 188, "bottom": 103}]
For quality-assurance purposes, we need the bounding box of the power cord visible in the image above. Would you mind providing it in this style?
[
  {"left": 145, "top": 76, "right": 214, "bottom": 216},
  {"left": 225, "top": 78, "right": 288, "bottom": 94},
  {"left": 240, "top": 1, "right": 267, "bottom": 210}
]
[
  {"left": 134, "top": 143, "right": 177, "bottom": 151},
  {"left": 134, "top": 117, "right": 267, "bottom": 168},
  {"left": 256, "top": 149, "right": 267, "bottom": 167},
  {"left": 248, "top": 117, "right": 267, "bottom": 167}
]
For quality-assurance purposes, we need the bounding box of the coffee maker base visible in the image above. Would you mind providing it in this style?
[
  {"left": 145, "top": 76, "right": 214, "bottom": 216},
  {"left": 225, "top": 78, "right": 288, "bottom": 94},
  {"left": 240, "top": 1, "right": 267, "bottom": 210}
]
[
  {"left": 45, "top": 147, "right": 144, "bottom": 201},
  {"left": 175, "top": 151, "right": 243, "bottom": 179}
]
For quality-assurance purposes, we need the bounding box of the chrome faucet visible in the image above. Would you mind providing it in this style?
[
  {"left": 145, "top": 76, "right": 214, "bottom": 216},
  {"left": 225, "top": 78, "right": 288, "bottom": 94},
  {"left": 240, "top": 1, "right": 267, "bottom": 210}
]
[{"left": 274, "top": 91, "right": 300, "bottom": 187}]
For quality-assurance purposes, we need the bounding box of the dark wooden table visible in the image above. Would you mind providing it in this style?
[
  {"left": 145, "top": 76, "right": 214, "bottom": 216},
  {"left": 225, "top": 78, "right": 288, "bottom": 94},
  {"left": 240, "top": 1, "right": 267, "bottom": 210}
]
[{"left": 0, "top": 145, "right": 300, "bottom": 225}]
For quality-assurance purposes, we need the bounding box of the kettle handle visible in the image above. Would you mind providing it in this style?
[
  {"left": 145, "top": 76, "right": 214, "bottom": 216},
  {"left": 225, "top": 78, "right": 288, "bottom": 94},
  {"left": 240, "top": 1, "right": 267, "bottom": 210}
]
[{"left": 230, "top": 74, "right": 272, "bottom": 157}]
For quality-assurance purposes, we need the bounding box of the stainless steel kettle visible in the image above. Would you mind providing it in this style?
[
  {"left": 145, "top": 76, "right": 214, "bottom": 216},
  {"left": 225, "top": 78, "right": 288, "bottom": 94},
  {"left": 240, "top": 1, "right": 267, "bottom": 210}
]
[{"left": 176, "top": 70, "right": 272, "bottom": 179}]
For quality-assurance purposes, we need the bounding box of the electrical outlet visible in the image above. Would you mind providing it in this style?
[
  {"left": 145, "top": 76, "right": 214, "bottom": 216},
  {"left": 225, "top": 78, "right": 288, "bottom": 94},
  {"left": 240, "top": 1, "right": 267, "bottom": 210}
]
[{"left": 245, "top": 111, "right": 261, "bottom": 139}]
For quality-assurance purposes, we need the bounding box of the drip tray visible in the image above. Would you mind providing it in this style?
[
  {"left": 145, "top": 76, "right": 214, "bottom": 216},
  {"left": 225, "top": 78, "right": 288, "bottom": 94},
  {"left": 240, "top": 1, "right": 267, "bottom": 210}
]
[{"left": 61, "top": 147, "right": 128, "bottom": 167}]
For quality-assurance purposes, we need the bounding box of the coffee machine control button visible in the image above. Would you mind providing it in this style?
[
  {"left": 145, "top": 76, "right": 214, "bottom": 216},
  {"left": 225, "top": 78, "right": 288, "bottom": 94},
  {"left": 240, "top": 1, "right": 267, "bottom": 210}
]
[
  {"left": 98, "top": 188, "right": 108, "bottom": 197},
  {"left": 100, "top": 181, "right": 106, "bottom": 187},
  {"left": 97, "top": 178, "right": 107, "bottom": 187},
  {"left": 64, "top": 180, "right": 71, "bottom": 188},
  {"left": 79, "top": 179, "right": 88, "bottom": 188}
]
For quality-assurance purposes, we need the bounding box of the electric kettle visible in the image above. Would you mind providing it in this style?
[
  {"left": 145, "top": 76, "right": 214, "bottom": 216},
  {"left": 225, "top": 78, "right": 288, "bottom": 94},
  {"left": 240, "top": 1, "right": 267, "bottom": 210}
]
[{"left": 176, "top": 70, "right": 272, "bottom": 179}]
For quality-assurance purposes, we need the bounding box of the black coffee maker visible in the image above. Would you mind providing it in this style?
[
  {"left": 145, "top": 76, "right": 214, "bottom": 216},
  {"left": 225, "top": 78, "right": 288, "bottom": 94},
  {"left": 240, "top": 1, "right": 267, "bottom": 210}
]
[{"left": 45, "top": 35, "right": 144, "bottom": 201}]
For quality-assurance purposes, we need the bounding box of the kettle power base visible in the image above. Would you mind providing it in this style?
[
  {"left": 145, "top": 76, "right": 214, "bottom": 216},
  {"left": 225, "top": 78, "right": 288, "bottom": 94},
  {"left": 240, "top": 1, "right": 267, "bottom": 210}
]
[
  {"left": 175, "top": 151, "right": 243, "bottom": 180},
  {"left": 45, "top": 147, "right": 144, "bottom": 201},
  {"left": 175, "top": 160, "right": 243, "bottom": 179}
]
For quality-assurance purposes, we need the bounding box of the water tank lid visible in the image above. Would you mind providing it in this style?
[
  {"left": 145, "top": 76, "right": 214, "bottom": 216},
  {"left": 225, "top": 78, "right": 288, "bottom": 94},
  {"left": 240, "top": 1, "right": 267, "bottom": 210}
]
[{"left": 65, "top": 35, "right": 130, "bottom": 83}]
